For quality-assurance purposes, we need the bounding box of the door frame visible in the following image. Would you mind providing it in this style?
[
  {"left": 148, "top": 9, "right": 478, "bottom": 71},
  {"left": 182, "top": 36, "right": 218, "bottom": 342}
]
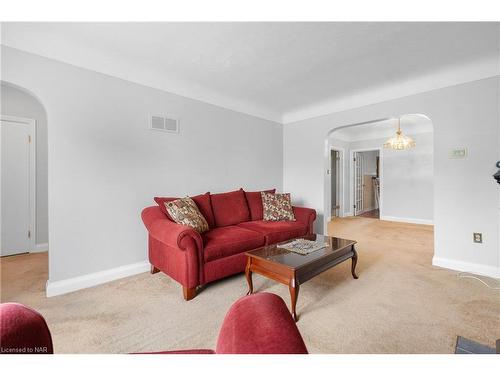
[
  {"left": 349, "top": 147, "right": 383, "bottom": 218},
  {"left": 1, "top": 114, "right": 36, "bottom": 253},
  {"left": 329, "top": 146, "right": 345, "bottom": 219}
]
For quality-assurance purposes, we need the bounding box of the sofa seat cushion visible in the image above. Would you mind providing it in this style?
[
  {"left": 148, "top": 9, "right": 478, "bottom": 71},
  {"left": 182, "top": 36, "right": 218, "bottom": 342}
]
[
  {"left": 237, "top": 220, "right": 307, "bottom": 245},
  {"left": 202, "top": 226, "right": 266, "bottom": 262},
  {"left": 210, "top": 189, "right": 251, "bottom": 227}
]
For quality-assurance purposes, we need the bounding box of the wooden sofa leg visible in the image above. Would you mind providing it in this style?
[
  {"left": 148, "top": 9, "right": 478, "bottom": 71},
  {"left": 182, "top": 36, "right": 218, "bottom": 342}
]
[
  {"left": 183, "top": 286, "right": 197, "bottom": 301},
  {"left": 150, "top": 265, "right": 160, "bottom": 274}
]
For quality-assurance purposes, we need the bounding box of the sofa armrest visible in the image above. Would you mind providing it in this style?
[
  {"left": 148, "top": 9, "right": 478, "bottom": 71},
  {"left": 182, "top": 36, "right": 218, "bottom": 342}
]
[
  {"left": 293, "top": 206, "right": 316, "bottom": 234},
  {"left": 141, "top": 206, "right": 203, "bottom": 251}
]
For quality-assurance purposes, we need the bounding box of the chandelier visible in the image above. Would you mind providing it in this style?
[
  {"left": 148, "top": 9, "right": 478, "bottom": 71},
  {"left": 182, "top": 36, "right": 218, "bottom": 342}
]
[{"left": 383, "top": 118, "right": 416, "bottom": 150}]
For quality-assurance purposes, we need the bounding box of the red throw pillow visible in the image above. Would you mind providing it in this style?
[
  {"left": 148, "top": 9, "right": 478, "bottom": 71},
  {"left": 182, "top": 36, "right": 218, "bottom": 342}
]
[
  {"left": 154, "top": 192, "right": 215, "bottom": 228},
  {"left": 210, "top": 188, "right": 251, "bottom": 227},
  {"left": 244, "top": 189, "right": 276, "bottom": 221}
]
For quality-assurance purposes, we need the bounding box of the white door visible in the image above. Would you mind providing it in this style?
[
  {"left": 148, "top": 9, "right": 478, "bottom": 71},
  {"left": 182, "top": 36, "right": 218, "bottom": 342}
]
[
  {"left": 1, "top": 118, "right": 34, "bottom": 256},
  {"left": 354, "top": 152, "right": 364, "bottom": 216}
]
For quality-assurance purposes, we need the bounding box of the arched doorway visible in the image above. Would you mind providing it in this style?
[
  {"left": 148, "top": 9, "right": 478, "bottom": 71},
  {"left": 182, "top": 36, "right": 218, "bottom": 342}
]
[
  {"left": 323, "top": 114, "right": 434, "bottom": 237},
  {"left": 1, "top": 80, "right": 49, "bottom": 300}
]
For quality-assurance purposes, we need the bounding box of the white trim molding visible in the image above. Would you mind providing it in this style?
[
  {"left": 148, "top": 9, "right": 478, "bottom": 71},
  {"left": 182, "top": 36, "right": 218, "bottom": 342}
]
[
  {"left": 32, "top": 243, "right": 48, "bottom": 253},
  {"left": 2, "top": 45, "right": 498, "bottom": 125},
  {"left": 380, "top": 215, "right": 434, "bottom": 225},
  {"left": 2, "top": 46, "right": 282, "bottom": 123},
  {"left": 432, "top": 256, "right": 500, "bottom": 279},
  {"left": 46, "top": 261, "right": 150, "bottom": 297},
  {"left": 329, "top": 146, "right": 346, "bottom": 220},
  {"left": 283, "top": 56, "right": 500, "bottom": 123}
]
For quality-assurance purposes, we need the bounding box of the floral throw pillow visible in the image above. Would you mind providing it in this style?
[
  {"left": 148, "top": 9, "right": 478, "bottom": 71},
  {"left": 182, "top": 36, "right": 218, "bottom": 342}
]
[
  {"left": 261, "top": 192, "right": 296, "bottom": 221},
  {"left": 165, "top": 197, "right": 209, "bottom": 233}
]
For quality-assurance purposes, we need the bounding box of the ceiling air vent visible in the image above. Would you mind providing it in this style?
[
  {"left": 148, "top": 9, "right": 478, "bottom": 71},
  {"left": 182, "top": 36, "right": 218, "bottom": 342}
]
[{"left": 149, "top": 115, "right": 180, "bottom": 134}]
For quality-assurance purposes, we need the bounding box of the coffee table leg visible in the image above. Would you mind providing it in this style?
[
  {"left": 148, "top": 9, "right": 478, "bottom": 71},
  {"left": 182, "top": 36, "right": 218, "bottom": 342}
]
[
  {"left": 288, "top": 277, "right": 299, "bottom": 322},
  {"left": 245, "top": 258, "right": 253, "bottom": 295},
  {"left": 351, "top": 247, "right": 359, "bottom": 279}
]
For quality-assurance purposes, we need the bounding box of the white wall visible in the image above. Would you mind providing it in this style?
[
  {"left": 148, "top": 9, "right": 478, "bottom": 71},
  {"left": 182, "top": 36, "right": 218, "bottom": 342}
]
[
  {"left": 285, "top": 77, "right": 500, "bottom": 278},
  {"left": 1, "top": 83, "right": 49, "bottom": 246},
  {"left": 1, "top": 46, "right": 283, "bottom": 286}
]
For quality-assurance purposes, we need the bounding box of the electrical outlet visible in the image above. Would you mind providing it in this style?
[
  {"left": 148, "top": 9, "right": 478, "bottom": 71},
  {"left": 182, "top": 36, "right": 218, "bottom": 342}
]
[{"left": 473, "top": 233, "right": 483, "bottom": 243}]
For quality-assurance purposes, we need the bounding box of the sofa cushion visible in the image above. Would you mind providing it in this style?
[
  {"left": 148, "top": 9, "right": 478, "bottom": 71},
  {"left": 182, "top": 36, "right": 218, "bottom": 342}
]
[
  {"left": 244, "top": 189, "right": 276, "bottom": 221},
  {"left": 202, "top": 226, "right": 265, "bottom": 262},
  {"left": 154, "top": 196, "right": 177, "bottom": 217},
  {"left": 237, "top": 220, "right": 307, "bottom": 245},
  {"left": 166, "top": 197, "right": 209, "bottom": 233},
  {"left": 261, "top": 192, "right": 296, "bottom": 221},
  {"left": 210, "top": 189, "right": 250, "bottom": 227},
  {"left": 154, "top": 192, "right": 215, "bottom": 228}
]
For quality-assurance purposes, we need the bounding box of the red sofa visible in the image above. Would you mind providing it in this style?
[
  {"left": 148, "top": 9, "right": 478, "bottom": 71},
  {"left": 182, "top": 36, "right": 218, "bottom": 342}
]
[
  {"left": 142, "top": 188, "right": 316, "bottom": 300},
  {"left": 0, "top": 293, "right": 308, "bottom": 354}
]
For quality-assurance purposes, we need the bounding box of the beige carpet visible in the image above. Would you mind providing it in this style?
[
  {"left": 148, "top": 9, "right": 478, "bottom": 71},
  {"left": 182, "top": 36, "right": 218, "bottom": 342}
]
[{"left": 1, "top": 217, "right": 499, "bottom": 353}]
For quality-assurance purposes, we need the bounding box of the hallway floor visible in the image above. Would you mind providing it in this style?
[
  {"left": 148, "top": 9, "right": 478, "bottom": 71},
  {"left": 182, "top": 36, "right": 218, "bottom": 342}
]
[{"left": 357, "top": 209, "right": 380, "bottom": 219}]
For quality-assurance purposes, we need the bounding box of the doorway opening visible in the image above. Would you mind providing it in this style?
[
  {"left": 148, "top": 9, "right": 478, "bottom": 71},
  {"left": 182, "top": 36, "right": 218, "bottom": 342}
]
[
  {"left": 1, "top": 81, "right": 49, "bottom": 302},
  {"left": 352, "top": 149, "right": 380, "bottom": 219},
  {"left": 329, "top": 147, "right": 344, "bottom": 219},
  {"left": 324, "top": 114, "right": 434, "bottom": 234}
]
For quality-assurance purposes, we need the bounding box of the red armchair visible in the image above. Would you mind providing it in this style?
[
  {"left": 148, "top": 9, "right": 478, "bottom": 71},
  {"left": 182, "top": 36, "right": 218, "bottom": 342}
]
[
  {"left": 142, "top": 189, "right": 316, "bottom": 300},
  {"left": 215, "top": 292, "right": 308, "bottom": 354},
  {"left": 0, "top": 293, "right": 308, "bottom": 354},
  {"left": 0, "top": 303, "right": 53, "bottom": 354}
]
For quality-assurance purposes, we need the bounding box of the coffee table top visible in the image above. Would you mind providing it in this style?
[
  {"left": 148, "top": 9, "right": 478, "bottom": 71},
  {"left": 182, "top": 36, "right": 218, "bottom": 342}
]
[{"left": 246, "top": 234, "right": 356, "bottom": 270}]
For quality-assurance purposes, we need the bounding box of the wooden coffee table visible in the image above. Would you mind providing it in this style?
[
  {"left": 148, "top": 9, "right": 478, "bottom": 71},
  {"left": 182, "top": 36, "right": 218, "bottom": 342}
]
[{"left": 245, "top": 234, "right": 358, "bottom": 321}]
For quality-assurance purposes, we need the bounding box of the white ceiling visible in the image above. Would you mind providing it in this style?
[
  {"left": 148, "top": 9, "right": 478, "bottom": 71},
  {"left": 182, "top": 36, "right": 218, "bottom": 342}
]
[{"left": 1, "top": 22, "right": 499, "bottom": 123}]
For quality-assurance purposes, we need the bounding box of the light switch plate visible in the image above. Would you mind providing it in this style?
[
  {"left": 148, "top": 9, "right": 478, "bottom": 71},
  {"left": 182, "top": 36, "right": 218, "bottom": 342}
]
[
  {"left": 450, "top": 147, "right": 467, "bottom": 159},
  {"left": 473, "top": 232, "right": 483, "bottom": 243}
]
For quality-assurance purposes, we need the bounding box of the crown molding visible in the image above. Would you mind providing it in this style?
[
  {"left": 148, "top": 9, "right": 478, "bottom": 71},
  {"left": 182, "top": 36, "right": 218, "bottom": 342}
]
[
  {"left": 282, "top": 55, "right": 500, "bottom": 124},
  {"left": 1, "top": 44, "right": 282, "bottom": 123},
  {"left": 3, "top": 44, "right": 499, "bottom": 126}
]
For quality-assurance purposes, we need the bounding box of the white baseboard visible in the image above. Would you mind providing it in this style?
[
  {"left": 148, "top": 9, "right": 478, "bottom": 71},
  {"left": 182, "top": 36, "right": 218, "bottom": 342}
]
[
  {"left": 46, "top": 261, "right": 150, "bottom": 297},
  {"left": 380, "top": 215, "right": 434, "bottom": 225},
  {"left": 432, "top": 256, "right": 500, "bottom": 279},
  {"left": 328, "top": 212, "right": 353, "bottom": 220},
  {"left": 32, "top": 243, "right": 48, "bottom": 253}
]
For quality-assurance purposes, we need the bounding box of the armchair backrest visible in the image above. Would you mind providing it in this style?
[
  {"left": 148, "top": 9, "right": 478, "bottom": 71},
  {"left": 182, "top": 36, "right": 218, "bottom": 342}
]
[
  {"left": 1, "top": 293, "right": 307, "bottom": 355},
  {"left": 0, "top": 303, "right": 53, "bottom": 354},
  {"left": 215, "top": 293, "right": 308, "bottom": 354}
]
